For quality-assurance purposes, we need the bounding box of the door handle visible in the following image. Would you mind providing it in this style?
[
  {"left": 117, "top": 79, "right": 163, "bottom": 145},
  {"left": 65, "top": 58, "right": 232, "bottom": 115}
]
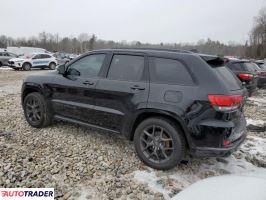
[
  {"left": 130, "top": 85, "right": 145, "bottom": 90},
  {"left": 83, "top": 80, "right": 94, "bottom": 85}
]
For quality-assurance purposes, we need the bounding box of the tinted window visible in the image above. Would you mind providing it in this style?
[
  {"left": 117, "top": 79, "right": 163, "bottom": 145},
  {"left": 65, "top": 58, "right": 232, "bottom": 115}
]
[
  {"left": 67, "top": 54, "right": 105, "bottom": 77},
  {"left": 41, "top": 54, "right": 51, "bottom": 59},
  {"left": 227, "top": 62, "right": 243, "bottom": 71},
  {"left": 107, "top": 55, "right": 144, "bottom": 81},
  {"left": 149, "top": 57, "right": 193, "bottom": 85},
  {"left": 214, "top": 67, "right": 242, "bottom": 90},
  {"left": 33, "top": 54, "right": 42, "bottom": 59},
  {"left": 0, "top": 52, "right": 3, "bottom": 56}
]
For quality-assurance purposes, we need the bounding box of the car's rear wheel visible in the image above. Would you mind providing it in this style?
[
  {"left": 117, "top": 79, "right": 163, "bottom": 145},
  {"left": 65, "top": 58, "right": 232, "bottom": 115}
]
[
  {"left": 22, "top": 63, "right": 31, "bottom": 71},
  {"left": 134, "top": 117, "right": 186, "bottom": 170},
  {"left": 49, "top": 62, "right": 56, "bottom": 70},
  {"left": 0, "top": 62, "right": 2, "bottom": 67},
  {"left": 23, "top": 92, "right": 52, "bottom": 128}
]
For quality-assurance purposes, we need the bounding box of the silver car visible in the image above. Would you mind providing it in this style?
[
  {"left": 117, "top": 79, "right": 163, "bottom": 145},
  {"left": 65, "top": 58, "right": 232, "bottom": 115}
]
[{"left": 0, "top": 51, "right": 18, "bottom": 67}]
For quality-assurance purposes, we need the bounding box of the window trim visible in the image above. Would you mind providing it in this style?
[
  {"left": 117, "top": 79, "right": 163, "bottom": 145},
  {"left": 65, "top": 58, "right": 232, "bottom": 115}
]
[
  {"left": 148, "top": 56, "right": 196, "bottom": 86},
  {"left": 66, "top": 53, "right": 107, "bottom": 78},
  {"left": 105, "top": 53, "right": 147, "bottom": 82}
]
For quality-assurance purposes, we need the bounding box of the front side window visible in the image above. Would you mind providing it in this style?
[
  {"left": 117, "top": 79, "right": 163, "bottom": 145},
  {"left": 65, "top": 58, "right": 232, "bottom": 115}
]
[
  {"left": 107, "top": 55, "right": 144, "bottom": 81},
  {"left": 67, "top": 54, "right": 105, "bottom": 77},
  {"left": 32, "top": 54, "right": 41, "bottom": 59},
  {"left": 149, "top": 57, "right": 194, "bottom": 85}
]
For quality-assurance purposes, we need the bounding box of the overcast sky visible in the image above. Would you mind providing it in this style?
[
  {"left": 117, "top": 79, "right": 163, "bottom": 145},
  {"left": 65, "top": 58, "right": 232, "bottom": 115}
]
[{"left": 1, "top": 0, "right": 265, "bottom": 44}]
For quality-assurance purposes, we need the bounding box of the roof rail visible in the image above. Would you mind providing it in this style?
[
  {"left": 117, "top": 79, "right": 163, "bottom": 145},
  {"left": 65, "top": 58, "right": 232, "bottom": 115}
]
[{"left": 111, "top": 47, "right": 192, "bottom": 54}]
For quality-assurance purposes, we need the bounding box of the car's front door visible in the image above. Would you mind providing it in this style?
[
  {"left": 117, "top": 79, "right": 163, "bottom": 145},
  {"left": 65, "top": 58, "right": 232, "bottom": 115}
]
[
  {"left": 93, "top": 53, "right": 149, "bottom": 133},
  {"left": 31, "top": 54, "right": 43, "bottom": 67},
  {"left": 50, "top": 53, "right": 107, "bottom": 124}
]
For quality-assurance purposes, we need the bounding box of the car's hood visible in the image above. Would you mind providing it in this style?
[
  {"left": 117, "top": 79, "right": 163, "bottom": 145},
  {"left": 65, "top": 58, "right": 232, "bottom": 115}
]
[
  {"left": 172, "top": 172, "right": 266, "bottom": 200},
  {"left": 9, "top": 57, "right": 30, "bottom": 62}
]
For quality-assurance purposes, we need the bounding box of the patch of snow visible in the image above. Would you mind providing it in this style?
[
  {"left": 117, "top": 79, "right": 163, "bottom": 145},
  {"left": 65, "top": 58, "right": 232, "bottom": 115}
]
[
  {"left": 134, "top": 170, "right": 170, "bottom": 199},
  {"left": 246, "top": 118, "right": 265, "bottom": 126},
  {"left": 248, "top": 97, "right": 266, "bottom": 106}
]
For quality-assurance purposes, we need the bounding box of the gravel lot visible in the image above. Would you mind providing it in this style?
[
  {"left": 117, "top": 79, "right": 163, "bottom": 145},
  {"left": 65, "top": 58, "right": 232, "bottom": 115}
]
[{"left": 1, "top": 68, "right": 266, "bottom": 200}]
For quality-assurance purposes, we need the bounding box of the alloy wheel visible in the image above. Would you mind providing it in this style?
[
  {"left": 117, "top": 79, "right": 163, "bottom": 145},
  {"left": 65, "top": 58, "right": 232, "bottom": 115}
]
[
  {"left": 140, "top": 125, "right": 174, "bottom": 164},
  {"left": 25, "top": 96, "right": 42, "bottom": 123}
]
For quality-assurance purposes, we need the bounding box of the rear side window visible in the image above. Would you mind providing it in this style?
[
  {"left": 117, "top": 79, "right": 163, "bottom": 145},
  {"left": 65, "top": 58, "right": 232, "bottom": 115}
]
[
  {"left": 149, "top": 57, "right": 193, "bottom": 85},
  {"left": 107, "top": 55, "right": 144, "bottom": 81},
  {"left": 214, "top": 67, "right": 242, "bottom": 90},
  {"left": 41, "top": 54, "right": 51, "bottom": 59}
]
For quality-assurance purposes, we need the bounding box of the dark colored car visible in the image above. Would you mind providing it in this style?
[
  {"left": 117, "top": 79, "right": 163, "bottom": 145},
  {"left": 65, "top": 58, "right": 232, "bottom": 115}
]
[
  {"left": 225, "top": 60, "right": 258, "bottom": 96},
  {"left": 21, "top": 49, "right": 247, "bottom": 170}
]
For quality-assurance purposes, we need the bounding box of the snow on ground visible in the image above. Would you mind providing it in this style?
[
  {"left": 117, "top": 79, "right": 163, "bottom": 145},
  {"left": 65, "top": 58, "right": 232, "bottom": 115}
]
[
  {"left": 248, "top": 97, "right": 266, "bottom": 107},
  {"left": 134, "top": 136, "right": 266, "bottom": 199},
  {"left": 246, "top": 118, "right": 265, "bottom": 126}
]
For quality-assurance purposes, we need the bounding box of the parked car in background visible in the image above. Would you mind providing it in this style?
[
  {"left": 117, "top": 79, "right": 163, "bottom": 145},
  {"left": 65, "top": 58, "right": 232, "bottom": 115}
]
[
  {"left": 21, "top": 49, "right": 246, "bottom": 170},
  {"left": 53, "top": 53, "right": 71, "bottom": 65},
  {"left": 8, "top": 53, "right": 57, "bottom": 70},
  {"left": 255, "top": 60, "right": 266, "bottom": 70},
  {"left": 225, "top": 59, "right": 257, "bottom": 96},
  {"left": 0, "top": 51, "right": 18, "bottom": 67},
  {"left": 251, "top": 62, "right": 266, "bottom": 88}
]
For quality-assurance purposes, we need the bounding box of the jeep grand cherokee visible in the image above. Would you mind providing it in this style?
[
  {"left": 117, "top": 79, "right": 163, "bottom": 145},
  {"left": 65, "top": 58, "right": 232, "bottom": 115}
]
[{"left": 21, "top": 49, "right": 247, "bottom": 170}]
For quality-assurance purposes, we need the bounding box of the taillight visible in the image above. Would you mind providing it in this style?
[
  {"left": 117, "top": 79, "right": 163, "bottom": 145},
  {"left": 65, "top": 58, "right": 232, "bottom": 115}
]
[
  {"left": 208, "top": 95, "right": 243, "bottom": 111},
  {"left": 238, "top": 73, "right": 253, "bottom": 80}
]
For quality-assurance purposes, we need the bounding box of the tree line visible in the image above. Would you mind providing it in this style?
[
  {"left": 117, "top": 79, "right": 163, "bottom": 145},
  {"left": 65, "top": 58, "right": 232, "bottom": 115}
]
[
  {"left": 246, "top": 7, "right": 266, "bottom": 59},
  {"left": 0, "top": 7, "right": 265, "bottom": 59}
]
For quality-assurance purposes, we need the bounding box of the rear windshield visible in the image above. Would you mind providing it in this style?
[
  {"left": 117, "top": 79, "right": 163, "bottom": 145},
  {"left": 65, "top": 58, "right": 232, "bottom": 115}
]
[
  {"left": 214, "top": 66, "right": 242, "bottom": 91},
  {"left": 244, "top": 62, "right": 257, "bottom": 72}
]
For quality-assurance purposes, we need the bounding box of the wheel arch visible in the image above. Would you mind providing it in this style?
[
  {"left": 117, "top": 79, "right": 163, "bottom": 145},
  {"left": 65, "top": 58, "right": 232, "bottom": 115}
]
[
  {"left": 22, "top": 85, "right": 43, "bottom": 103},
  {"left": 23, "top": 62, "right": 32, "bottom": 67},
  {"left": 128, "top": 109, "right": 191, "bottom": 148}
]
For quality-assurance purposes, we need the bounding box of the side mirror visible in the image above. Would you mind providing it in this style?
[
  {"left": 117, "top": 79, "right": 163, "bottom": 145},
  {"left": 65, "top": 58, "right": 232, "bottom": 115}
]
[{"left": 58, "top": 64, "right": 66, "bottom": 75}]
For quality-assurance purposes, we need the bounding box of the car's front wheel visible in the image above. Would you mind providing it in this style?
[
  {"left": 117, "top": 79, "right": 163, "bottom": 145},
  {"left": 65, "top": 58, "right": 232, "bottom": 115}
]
[
  {"left": 134, "top": 117, "right": 186, "bottom": 170},
  {"left": 22, "top": 63, "right": 31, "bottom": 71},
  {"left": 49, "top": 62, "right": 56, "bottom": 70},
  {"left": 23, "top": 92, "right": 52, "bottom": 128}
]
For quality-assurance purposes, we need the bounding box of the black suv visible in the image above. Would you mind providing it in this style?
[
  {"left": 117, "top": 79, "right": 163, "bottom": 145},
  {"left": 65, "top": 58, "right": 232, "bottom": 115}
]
[
  {"left": 225, "top": 59, "right": 258, "bottom": 96},
  {"left": 22, "top": 49, "right": 246, "bottom": 170}
]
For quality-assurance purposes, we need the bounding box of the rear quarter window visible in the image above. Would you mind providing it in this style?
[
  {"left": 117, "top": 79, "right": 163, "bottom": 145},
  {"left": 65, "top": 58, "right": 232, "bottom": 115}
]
[
  {"left": 214, "top": 66, "right": 242, "bottom": 91},
  {"left": 149, "top": 57, "right": 194, "bottom": 85}
]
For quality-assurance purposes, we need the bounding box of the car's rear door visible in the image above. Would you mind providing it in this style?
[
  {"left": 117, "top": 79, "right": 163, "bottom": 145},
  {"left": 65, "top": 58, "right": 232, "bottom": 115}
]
[
  {"left": 50, "top": 53, "right": 107, "bottom": 124},
  {"left": 93, "top": 53, "right": 149, "bottom": 133}
]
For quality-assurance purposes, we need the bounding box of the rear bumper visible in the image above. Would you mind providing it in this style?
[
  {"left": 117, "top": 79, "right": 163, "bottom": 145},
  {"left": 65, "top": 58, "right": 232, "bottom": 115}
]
[
  {"left": 188, "top": 109, "right": 247, "bottom": 158},
  {"left": 190, "top": 132, "right": 246, "bottom": 157}
]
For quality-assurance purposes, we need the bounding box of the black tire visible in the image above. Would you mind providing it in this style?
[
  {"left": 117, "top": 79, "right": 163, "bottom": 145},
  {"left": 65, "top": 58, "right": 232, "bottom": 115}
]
[
  {"left": 23, "top": 92, "right": 52, "bottom": 128},
  {"left": 134, "top": 117, "right": 186, "bottom": 170},
  {"left": 49, "top": 62, "right": 56, "bottom": 70},
  {"left": 0, "top": 62, "right": 2, "bottom": 67},
  {"left": 22, "top": 63, "right": 31, "bottom": 71}
]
